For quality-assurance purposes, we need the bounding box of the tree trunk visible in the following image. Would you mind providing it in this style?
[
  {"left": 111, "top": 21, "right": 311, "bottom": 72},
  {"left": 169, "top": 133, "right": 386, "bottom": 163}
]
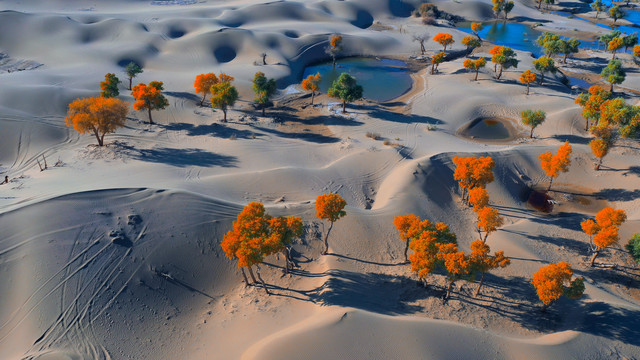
[
  {"left": 474, "top": 272, "right": 486, "bottom": 297},
  {"left": 547, "top": 176, "right": 554, "bottom": 192},
  {"left": 404, "top": 240, "right": 410, "bottom": 263},
  {"left": 332, "top": 56, "right": 336, "bottom": 69},
  {"left": 262, "top": 106, "right": 266, "bottom": 117},
  {"left": 248, "top": 266, "right": 257, "bottom": 283},
  {"left": 431, "top": 63, "right": 436, "bottom": 74},
  {"left": 494, "top": 63, "right": 497, "bottom": 73},
  {"left": 241, "top": 268, "right": 250, "bottom": 286},
  {"left": 610, "top": 82, "right": 614, "bottom": 92},
  {"left": 148, "top": 107, "right": 153, "bottom": 124},
  {"left": 474, "top": 68, "right": 479, "bottom": 81},
  {"left": 282, "top": 248, "right": 290, "bottom": 274},
  {"left": 100, "top": 133, "right": 106, "bottom": 147},
  {"left": 200, "top": 94, "right": 206, "bottom": 106},
  {"left": 541, "top": 302, "right": 550, "bottom": 312},
  {"left": 342, "top": 100, "right": 346, "bottom": 114},
  {"left": 538, "top": 0, "right": 542, "bottom": 9},
  {"left": 94, "top": 129, "right": 103, "bottom": 146},
  {"left": 420, "top": 42, "right": 425, "bottom": 55},
  {"left": 483, "top": 231, "right": 489, "bottom": 243},
  {"left": 311, "top": 91, "right": 315, "bottom": 105},
  {"left": 129, "top": 77, "right": 133, "bottom": 90},
  {"left": 262, "top": 55, "right": 267, "bottom": 65},
  {"left": 322, "top": 221, "right": 334, "bottom": 255},
  {"left": 530, "top": 126, "right": 534, "bottom": 138},
  {"left": 595, "top": 11, "right": 599, "bottom": 19},
  {"left": 596, "top": 157, "right": 603, "bottom": 170},
  {"left": 445, "top": 280, "right": 453, "bottom": 300},
  {"left": 590, "top": 250, "right": 600, "bottom": 267},
  {"left": 526, "top": 82, "right": 530, "bottom": 95},
  {"left": 585, "top": 119, "right": 589, "bottom": 131},
  {"left": 539, "top": 72, "right": 544, "bottom": 85},
  {"left": 223, "top": 108, "right": 227, "bottom": 122},
  {"left": 477, "top": 227, "right": 484, "bottom": 242},
  {"left": 497, "top": 65, "right": 503, "bottom": 79},
  {"left": 256, "top": 268, "right": 270, "bottom": 295}
]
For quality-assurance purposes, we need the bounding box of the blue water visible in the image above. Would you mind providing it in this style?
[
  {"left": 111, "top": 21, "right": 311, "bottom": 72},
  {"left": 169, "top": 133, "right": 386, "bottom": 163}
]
[
  {"left": 302, "top": 57, "right": 412, "bottom": 102},
  {"left": 457, "top": 22, "right": 544, "bottom": 56}
]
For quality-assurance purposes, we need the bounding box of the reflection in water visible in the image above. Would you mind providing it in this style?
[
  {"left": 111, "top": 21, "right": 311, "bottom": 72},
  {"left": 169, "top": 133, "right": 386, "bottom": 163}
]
[{"left": 302, "top": 57, "right": 412, "bottom": 102}]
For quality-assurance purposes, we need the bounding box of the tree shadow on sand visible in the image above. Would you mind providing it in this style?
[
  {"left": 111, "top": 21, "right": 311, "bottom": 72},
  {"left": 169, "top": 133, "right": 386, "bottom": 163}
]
[
  {"left": 308, "top": 269, "right": 427, "bottom": 315},
  {"left": 117, "top": 143, "right": 238, "bottom": 168},
  {"left": 160, "top": 122, "right": 258, "bottom": 139},
  {"left": 577, "top": 301, "right": 640, "bottom": 346}
]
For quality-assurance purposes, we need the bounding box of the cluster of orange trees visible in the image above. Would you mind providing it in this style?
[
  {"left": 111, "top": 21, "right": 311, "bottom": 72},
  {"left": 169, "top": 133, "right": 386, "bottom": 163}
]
[
  {"left": 576, "top": 85, "right": 640, "bottom": 170},
  {"left": 65, "top": 64, "right": 169, "bottom": 145},
  {"left": 394, "top": 156, "right": 510, "bottom": 300},
  {"left": 581, "top": 207, "right": 627, "bottom": 267},
  {"left": 221, "top": 194, "right": 346, "bottom": 294}
]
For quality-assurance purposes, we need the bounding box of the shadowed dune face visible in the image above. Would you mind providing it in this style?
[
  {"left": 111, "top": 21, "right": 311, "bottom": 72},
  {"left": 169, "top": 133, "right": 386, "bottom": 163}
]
[{"left": 0, "top": 189, "right": 244, "bottom": 360}]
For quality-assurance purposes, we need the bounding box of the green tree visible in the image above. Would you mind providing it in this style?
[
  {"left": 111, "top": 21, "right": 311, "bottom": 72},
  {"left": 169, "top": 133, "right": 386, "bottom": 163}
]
[
  {"left": 623, "top": 33, "right": 638, "bottom": 52},
  {"left": 521, "top": 109, "right": 546, "bottom": 138},
  {"left": 536, "top": 32, "right": 562, "bottom": 57},
  {"left": 610, "top": 5, "right": 625, "bottom": 23},
  {"left": 591, "top": 0, "right": 605, "bottom": 19},
  {"left": 124, "top": 62, "right": 143, "bottom": 90},
  {"left": 600, "top": 30, "right": 622, "bottom": 49},
  {"left": 601, "top": 59, "right": 626, "bottom": 92},
  {"left": 491, "top": 46, "right": 518, "bottom": 79},
  {"left": 100, "top": 73, "right": 120, "bottom": 98},
  {"left": 211, "top": 81, "right": 239, "bottom": 122},
  {"left": 533, "top": 57, "right": 557, "bottom": 85},
  {"left": 328, "top": 73, "right": 363, "bottom": 113},
  {"left": 626, "top": 233, "right": 640, "bottom": 264},
  {"left": 252, "top": 72, "right": 277, "bottom": 117},
  {"left": 559, "top": 38, "right": 581, "bottom": 64}
]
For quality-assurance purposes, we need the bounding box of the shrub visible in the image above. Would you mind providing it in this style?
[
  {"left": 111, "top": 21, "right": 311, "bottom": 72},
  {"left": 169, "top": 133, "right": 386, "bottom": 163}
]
[{"left": 626, "top": 233, "right": 640, "bottom": 264}]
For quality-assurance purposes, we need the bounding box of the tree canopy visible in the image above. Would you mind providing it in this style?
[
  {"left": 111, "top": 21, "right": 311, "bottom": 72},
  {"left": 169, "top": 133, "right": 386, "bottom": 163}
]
[{"left": 65, "top": 97, "right": 129, "bottom": 146}]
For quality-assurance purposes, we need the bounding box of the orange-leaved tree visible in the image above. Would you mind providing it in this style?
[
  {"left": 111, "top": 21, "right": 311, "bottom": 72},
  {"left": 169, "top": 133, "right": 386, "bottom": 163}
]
[
  {"left": 65, "top": 97, "right": 129, "bottom": 146},
  {"left": 265, "top": 216, "right": 304, "bottom": 274},
  {"left": 132, "top": 81, "right": 169, "bottom": 124},
  {"left": 301, "top": 73, "right": 322, "bottom": 105},
  {"left": 463, "top": 57, "right": 487, "bottom": 81},
  {"left": 194, "top": 73, "right": 218, "bottom": 106},
  {"left": 462, "top": 36, "right": 482, "bottom": 52},
  {"left": 468, "top": 186, "right": 490, "bottom": 211},
  {"left": 538, "top": 141, "right": 572, "bottom": 192},
  {"left": 532, "top": 261, "right": 584, "bottom": 311},
  {"left": 431, "top": 52, "right": 446, "bottom": 74},
  {"left": 437, "top": 243, "right": 469, "bottom": 300},
  {"left": 608, "top": 37, "right": 624, "bottom": 60},
  {"left": 468, "top": 240, "right": 510, "bottom": 296},
  {"left": 581, "top": 207, "right": 627, "bottom": 266},
  {"left": 221, "top": 202, "right": 304, "bottom": 293},
  {"left": 452, "top": 156, "right": 495, "bottom": 204},
  {"left": 471, "top": 22, "right": 484, "bottom": 40},
  {"left": 590, "top": 137, "right": 613, "bottom": 170},
  {"left": 490, "top": 45, "right": 518, "bottom": 80},
  {"left": 575, "top": 85, "right": 611, "bottom": 131},
  {"left": 408, "top": 221, "right": 457, "bottom": 287},
  {"left": 433, "top": 33, "right": 454, "bottom": 52},
  {"left": 476, "top": 206, "right": 504, "bottom": 243},
  {"left": 221, "top": 202, "right": 271, "bottom": 293},
  {"left": 316, "top": 193, "right": 347, "bottom": 255},
  {"left": 520, "top": 70, "right": 537, "bottom": 95},
  {"left": 327, "top": 34, "right": 343, "bottom": 69},
  {"left": 394, "top": 214, "right": 420, "bottom": 263}
]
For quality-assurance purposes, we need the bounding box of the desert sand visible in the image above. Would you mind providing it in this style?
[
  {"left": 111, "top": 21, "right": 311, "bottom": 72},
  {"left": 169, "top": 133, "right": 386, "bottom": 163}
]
[{"left": 0, "top": 0, "right": 639, "bottom": 359}]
